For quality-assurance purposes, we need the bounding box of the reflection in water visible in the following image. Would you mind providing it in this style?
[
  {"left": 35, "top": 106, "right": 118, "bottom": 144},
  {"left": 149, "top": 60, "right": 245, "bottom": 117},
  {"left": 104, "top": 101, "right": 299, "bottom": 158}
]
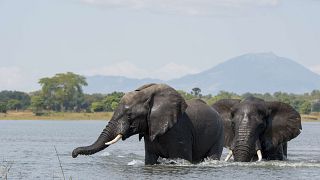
[{"left": 0, "top": 121, "right": 319, "bottom": 180}]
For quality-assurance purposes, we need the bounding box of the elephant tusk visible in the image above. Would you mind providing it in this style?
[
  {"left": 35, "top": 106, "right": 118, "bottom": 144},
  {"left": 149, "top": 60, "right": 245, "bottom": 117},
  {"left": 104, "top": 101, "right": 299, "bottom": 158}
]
[
  {"left": 225, "top": 150, "right": 233, "bottom": 162},
  {"left": 257, "top": 150, "right": 262, "bottom": 161},
  {"left": 105, "top": 134, "right": 123, "bottom": 145}
]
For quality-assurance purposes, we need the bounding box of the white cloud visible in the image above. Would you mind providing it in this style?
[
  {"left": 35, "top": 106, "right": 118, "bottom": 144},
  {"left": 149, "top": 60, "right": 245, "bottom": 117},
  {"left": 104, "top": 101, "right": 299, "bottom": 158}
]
[
  {"left": 309, "top": 65, "right": 320, "bottom": 75},
  {"left": 154, "top": 62, "right": 200, "bottom": 80},
  {"left": 80, "top": 0, "right": 281, "bottom": 16},
  {"left": 0, "top": 67, "right": 24, "bottom": 90},
  {"left": 84, "top": 61, "right": 148, "bottom": 79},
  {"left": 84, "top": 61, "right": 200, "bottom": 80}
]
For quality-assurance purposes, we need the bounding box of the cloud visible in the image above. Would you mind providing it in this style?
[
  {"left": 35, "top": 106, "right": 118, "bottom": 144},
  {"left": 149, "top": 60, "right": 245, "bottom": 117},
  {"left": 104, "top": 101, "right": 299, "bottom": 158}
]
[
  {"left": 0, "top": 67, "right": 24, "bottom": 90},
  {"left": 84, "top": 61, "right": 148, "bottom": 79},
  {"left": 80, "top": 0, "right": 281, "bottom": 16},
  {"left": 309, "top": 65, "right": 320, "bottom": 75},
  {"left": 154, "top": 62, "right": 200, "bottom": 80},
  {"left": 84, "top": 61, "right": 200, "bottom": 80}
]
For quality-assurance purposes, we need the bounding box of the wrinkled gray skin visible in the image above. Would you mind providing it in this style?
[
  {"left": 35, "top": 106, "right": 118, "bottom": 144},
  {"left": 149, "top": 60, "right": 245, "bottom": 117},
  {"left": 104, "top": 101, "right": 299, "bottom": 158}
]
[
  {"left": 212, "top": 97, "right": 302, "bottom": 162},
  {"left": 72, "top": 84, "right": 224, "bottom": 165}
]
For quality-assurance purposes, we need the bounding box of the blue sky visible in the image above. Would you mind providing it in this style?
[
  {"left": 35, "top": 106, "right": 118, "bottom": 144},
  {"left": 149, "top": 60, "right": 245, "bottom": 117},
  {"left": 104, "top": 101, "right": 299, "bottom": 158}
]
[{"left": 0, "top": 0, "right": 320, "bottom": 91}]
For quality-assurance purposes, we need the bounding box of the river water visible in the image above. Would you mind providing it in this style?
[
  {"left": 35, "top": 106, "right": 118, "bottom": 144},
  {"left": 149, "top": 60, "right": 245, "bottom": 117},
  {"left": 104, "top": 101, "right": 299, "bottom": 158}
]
[{"left": 0, "top": 120, "right": 319, "bottom": 180}]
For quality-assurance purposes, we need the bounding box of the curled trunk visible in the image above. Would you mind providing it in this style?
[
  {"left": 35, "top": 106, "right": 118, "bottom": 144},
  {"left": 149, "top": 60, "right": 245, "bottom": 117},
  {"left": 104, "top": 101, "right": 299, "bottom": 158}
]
[{"left": 72, "top": 122, "right": 116, "bottom": 158}]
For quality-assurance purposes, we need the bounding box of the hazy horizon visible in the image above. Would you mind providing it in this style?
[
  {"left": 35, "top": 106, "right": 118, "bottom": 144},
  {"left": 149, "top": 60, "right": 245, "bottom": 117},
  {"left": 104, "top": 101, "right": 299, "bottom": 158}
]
[{"left": 1, "top": 0, "right": 320, "bottom": 92}]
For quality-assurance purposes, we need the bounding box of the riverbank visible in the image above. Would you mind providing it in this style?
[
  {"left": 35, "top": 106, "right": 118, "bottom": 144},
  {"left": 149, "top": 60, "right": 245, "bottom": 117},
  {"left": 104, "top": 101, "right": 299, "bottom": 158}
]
[
  {"left": 0, "top": 111, "right": 113, "bottom": 120},
  {"left": 301, "top": 114, "right": 320, "bottom": 122},
  {"left": 0, "top": 111, "right": 319, "bottom": 122}
]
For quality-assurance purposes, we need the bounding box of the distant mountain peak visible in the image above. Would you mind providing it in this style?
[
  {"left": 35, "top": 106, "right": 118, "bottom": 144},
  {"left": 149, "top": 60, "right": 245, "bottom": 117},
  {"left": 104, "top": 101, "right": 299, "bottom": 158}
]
[
  {"left": 168, "top": 53, "right": 320, "bottom": 94},
  {"left": 84, "top": 53, "right": 320, "bottom": 94}
]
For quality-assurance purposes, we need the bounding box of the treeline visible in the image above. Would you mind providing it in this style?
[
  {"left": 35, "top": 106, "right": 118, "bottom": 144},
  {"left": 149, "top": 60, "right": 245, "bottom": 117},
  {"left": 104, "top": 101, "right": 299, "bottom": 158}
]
[
  {"left": 0, "top": 72, "right": 124, "bottom": 114},
  {"left": 0, "top": 72, "right": 320, "bottom": 115},
  {"left": 184, "top": 90, "right": 320, "bottom": 114}
]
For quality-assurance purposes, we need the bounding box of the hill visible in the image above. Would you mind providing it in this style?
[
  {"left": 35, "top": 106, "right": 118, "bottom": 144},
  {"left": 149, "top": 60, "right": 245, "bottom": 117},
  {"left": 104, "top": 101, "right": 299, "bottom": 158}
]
[
  {"left": 168, "top": 52, "right": 320, "bottom": 94},
  {"left": 84, "top": 53, "right": 320, "bottom": 94},
  {"left": 84, "top": 75, "right": 163, "bottom": 94}
]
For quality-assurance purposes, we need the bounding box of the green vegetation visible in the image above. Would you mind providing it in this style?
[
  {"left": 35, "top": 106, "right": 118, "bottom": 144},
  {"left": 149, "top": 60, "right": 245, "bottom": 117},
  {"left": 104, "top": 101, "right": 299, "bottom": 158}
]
[
  {"left": 38, "top": 72, "right": 88, "bottom": 112},
  {"left": 178, "top": 88, "right": 320, "bottom": 115},
  {"left": 0, "top": 72, "right": 125, "bottom": 117},
  {"left": 1, "top": 73, "right": 320, "bottom": 120}
]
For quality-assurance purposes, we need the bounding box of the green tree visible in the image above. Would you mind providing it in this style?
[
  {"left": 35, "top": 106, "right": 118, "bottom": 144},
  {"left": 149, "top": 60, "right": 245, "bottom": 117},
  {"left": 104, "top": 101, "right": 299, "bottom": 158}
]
[
  {"left": 207, "top": 91, "right": 240, "bottom": 105},
  {"left": 177, "top": 90, "right": 196, "bottom": 100},
  {"left": 91, "top": 102, "right": 105, "bottom": 112},
  {"left": 0, "top": 91, "right": 30, "bottom": 110},
  {"left": 39, "top": 72, "right": 88, "bottom": 111},
  {"left": 6, "top": 99, "right": 22, "bottom": 111},
  {"left": 0, "top": 102, "right": 7, "bottom": 113},
  {"left": 103, "top": 92, "right": 124, "bottom": 112},
  {"left": 311, "top": 100, "right": 320, "bottom": 112},
  {"left": 191, "top": 87, "right": 202, "bottom": 97},
  {"left": 299, "top": 101, "right": 311, "bottom": 114},
  {"left": 111, "top": 101, "right": 119, "bottom": 111},
  {"left": 31, "top": 95, "right": 45, "bottom": 115}
]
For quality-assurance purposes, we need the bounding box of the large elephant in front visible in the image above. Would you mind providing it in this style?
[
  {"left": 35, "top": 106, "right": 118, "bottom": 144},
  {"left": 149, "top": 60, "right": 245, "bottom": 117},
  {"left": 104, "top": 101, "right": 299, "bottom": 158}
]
[
  {"left": 72, "top": 83, "right": 224, "bottom": 165},
  {"left": 212, "top": 97, "right": 302, "bottom": 162}
]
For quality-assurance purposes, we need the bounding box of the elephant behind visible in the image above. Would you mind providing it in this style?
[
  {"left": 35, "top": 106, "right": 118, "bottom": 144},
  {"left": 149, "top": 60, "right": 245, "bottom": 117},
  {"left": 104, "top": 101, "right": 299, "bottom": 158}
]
[
  {"left": 72, "top": 83, "right": 224, "bottom": 164},
  {"left": 212, "top": 97, "right": 302, "bottom": 162}
]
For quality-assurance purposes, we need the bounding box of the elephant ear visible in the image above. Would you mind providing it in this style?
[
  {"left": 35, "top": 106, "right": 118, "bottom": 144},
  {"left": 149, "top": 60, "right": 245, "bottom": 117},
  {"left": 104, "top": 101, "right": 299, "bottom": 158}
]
[
  {"left": 263, "top": 101, "right": 302, "bottom": 150},
  {"left": 147, "top": 84, "right": 188, "bottom": 142},
  {"left": 212, "top": 99, "right": 241, "bottom": 148}
]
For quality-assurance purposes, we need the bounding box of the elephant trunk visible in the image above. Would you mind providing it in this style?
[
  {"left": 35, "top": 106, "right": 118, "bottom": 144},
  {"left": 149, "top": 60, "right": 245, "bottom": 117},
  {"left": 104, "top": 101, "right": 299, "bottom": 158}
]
[
  {"left": 233, "top": 131, "right": 255, "bottom": 162},
  {"left": 233, "top": 144, "right": 252, "bottom": 162},
  {"left": 72, "top": 121, "right": 117, "bottom": 158}
]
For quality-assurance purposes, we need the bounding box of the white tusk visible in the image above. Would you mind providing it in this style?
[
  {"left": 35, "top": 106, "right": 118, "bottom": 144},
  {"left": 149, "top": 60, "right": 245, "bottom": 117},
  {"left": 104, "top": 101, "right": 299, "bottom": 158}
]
[
  {"left": 225, "top": 150, "right": 233, "bottom": 162},
  {"left": 105, "top": 134, "right": 123, "bottom": 145},
  {"left": 257, "top": 150, "right": 262, "bottom": 161}
]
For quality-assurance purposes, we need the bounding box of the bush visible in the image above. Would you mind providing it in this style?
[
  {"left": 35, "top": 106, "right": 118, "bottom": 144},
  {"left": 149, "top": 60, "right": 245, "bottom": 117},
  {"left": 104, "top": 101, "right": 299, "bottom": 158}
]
[
  {"left": 0, "top": 103, "right": 7, "bottom": 113},
  {"left": 111, "top": 101, "right": 119, "bottom": 111},
  {"left": 312, "top": 100, "right": 320, "bottom": 112},
  {"left": 299, "top": 101, "right": 311, "bottom": 114},
  {"left": 91, "top": 102, "right": 105, "bottom": 112}
]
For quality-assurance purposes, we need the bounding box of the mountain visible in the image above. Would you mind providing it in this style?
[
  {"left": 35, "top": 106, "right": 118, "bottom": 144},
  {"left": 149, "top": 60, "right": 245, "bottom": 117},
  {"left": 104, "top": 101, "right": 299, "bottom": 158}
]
[
  {"left": 168, "top": 52, "right": 320, "bottom": 94},
  {"left": 84, "top": 53, "right": 320, "bottom": 94},
  {"left": 83, "top": 75, "right": 163, "bottom": 94}
]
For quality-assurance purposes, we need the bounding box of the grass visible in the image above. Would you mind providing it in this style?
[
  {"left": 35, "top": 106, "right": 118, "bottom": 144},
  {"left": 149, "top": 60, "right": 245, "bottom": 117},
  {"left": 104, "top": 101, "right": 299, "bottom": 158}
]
[
  {"left": 0, "top": 110, "right": 319, "bottom": 122},
  {"left": 301, "top": 113, "right": 320, "bottom": 122},
  {"left": 0, "top": 110, "right": 113, "bottom": 120}
]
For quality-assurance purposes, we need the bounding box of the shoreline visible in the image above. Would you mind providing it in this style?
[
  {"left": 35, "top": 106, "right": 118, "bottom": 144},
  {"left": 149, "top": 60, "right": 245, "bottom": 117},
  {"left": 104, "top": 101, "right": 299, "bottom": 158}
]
[
  {"left": 0, "top": 111, "right": 319, "bottom": 122},
  {"left": 0, "top": 111, "right": 113, "bottom": 120}
]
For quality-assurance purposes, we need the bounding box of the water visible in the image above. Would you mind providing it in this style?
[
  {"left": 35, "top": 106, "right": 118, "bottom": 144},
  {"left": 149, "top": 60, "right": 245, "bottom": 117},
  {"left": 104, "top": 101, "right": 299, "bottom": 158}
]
[{"left": 0, "top": 120, "right": 319, "bottom": 180}]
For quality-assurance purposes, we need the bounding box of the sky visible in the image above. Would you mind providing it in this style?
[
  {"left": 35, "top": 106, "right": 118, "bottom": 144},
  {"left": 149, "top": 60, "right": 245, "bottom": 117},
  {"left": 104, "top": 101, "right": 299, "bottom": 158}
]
[{"left": 0, "top": 0, "right": 320, "bottom": 92}]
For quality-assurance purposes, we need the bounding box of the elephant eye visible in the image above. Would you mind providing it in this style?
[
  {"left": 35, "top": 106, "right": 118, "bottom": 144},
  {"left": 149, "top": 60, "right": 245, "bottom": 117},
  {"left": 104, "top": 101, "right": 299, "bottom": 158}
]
[{"left": 127, "top": 113, "right": 133, "bottom": 121}]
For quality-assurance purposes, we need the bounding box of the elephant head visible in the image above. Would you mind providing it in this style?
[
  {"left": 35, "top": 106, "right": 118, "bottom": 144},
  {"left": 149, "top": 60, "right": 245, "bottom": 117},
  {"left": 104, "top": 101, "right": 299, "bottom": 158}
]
[
  {"left": 72, "top": 83, "right": 187, "bottom": 158},
  {"left": 212, "top": 97, "right": 301, "bottom": 162}
]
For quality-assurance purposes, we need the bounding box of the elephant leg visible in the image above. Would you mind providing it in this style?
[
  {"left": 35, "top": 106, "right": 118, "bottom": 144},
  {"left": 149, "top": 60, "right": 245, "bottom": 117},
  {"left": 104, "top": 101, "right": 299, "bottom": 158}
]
[
  {"left": 205, "top": 141, "right": 223, "bottom": 161},
  {"left": 144, "top": 137, "right": 160, "bottom": 165},
  {"left": 264, "top": 144, "right": 286, "bottom": 160},
  {"left": 145, "top": 151, "right": 159, "bottom": 165},
  {"left": 283, "top": 142, "right": 287, "bottom": 159}
]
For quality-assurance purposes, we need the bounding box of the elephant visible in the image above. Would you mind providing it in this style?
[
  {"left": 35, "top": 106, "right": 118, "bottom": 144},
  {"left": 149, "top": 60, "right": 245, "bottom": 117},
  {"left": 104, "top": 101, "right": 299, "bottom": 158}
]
[
  {"left": 212, "top": 96, "right": 302, "bottom": 162},
  {"left": 72, "top": 83, "right": 224, "bottom": 165}
]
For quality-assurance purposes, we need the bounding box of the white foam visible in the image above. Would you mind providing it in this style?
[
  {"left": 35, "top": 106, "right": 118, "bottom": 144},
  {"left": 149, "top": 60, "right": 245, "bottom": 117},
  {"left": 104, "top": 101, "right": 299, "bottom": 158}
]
[
  {"left": 127, "top": 159, "right": 144, "bottom": 166},
  {"left": 153, "top": 158, "right": 320, "bottom": 168},
  {"left": 100, "top": 151, "right": 111, "bottom": 156}
]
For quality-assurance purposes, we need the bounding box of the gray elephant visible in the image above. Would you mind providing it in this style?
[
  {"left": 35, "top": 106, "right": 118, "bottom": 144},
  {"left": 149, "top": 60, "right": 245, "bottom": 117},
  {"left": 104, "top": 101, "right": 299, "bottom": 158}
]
[
  {"left": 212, "top": 96, "right": 302, "bottom": 162},
  {"left": 72, "top": 83, "right": 224, "bottom": 165}
]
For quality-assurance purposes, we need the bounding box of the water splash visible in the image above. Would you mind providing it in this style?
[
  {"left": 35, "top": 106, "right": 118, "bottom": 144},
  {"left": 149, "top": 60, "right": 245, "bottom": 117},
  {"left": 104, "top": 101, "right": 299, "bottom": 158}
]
[
  {"left": 127, "top": 160, "right": 144, "bottom": 166},
  {"left": 100, "top": 152, "right": 111, "bottom": 156},
  {"left": 147, "top": 157, "right": 320, "bottom": 168}
]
